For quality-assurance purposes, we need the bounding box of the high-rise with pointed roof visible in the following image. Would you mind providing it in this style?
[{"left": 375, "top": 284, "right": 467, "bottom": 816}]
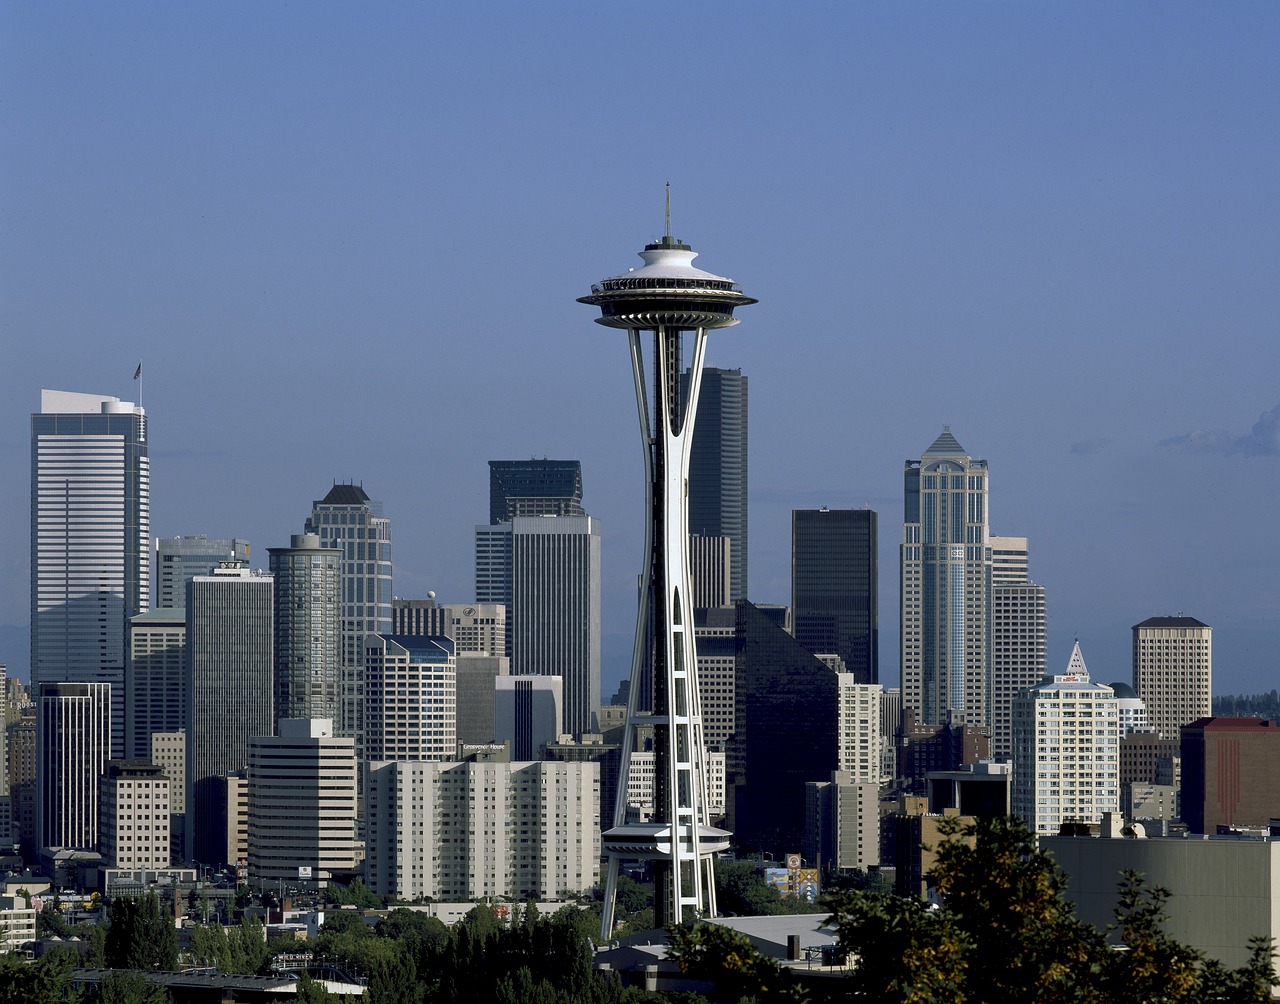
[
  {"left": 901, "top": 427, "right": 991, "bottom": 727},
  {"left": 305, "top": 484, "right": 392, "bottom": 752},
  {"left": 1011, "top": 642, "right": 1119, "bottom": 834}
]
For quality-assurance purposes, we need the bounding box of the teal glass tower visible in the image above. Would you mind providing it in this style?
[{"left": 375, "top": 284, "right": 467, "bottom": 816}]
[{"left": 580, "top": 210, "right": 755, "bottom": 934}]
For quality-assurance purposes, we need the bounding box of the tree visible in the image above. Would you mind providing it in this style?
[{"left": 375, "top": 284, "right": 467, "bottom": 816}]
[
  {"left": 105, "top": 893, "right": 178, "bottom": 971},
  {"left": 715, "top": 861, "right": 786, "bottom": 917},
  {"left": 96, "top": 970, "right": 173, "bottom": 1004},
  {"left": 0, "top": 950, "right": 82, "bottom": 1003},
  {"left": 826, "top": 816, "right": 1280, "bottom": 1004},
  {"left": 667, "top": 921, "right": 804, "bottom": 1003}
]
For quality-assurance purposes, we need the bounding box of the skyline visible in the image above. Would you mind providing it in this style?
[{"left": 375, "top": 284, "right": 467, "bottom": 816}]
[{"left": 3, "top": 4, "right": 1279, "bottom": 697}]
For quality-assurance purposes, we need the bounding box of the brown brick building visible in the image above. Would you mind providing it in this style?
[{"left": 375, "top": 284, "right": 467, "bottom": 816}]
[{"left": 1181, "top": 717, "right": 1280, "bottom": 833}]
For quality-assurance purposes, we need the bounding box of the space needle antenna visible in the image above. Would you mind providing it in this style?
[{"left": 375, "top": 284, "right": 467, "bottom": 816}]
[{"left": 580, "top": 212, "right": 756, "bottom": 938}]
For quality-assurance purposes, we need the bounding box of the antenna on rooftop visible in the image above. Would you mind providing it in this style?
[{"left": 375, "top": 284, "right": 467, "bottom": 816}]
[{"left": 664, "top": 182, "right": 671, "bottom": 239}]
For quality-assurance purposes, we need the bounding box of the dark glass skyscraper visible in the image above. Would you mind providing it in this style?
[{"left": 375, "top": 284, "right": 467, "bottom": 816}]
[
  {"left": 686, "top": 368, "right": 748, "bottom": 602},
  {"left": 791, "top": 508, "right": 879, "bottom": 684},
  {"left": 728, "top": 600, "right": 839, "bottom": 857},
  {"left": 488, "top": 459, "right": 584, "bottom": 524}
]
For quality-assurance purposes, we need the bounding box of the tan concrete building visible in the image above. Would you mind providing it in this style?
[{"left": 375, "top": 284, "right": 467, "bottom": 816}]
[
  {"left": 1132, "top": 615, "right": 1211, "bottom": 740},
  {"left": 99, "top": 760, "right": 170, "bottom": 870}
]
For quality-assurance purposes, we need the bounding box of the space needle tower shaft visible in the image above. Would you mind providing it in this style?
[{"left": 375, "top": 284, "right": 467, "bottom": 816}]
[{"left": 580, "top": 197, "right": 755, "bottom": 936}]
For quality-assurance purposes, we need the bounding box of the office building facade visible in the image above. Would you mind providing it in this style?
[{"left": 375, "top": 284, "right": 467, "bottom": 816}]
[
  {"left": 364, "top": 635, "right": 457, "bottom": 762},
  {"left": 268, "top": 534, "right": 342, "bottom": 724},
  {"left": 185, "top": 563, "right": 274, "bottom": 865},
  {"left": 988, "top": 536, "right": 1046, "bottom": 761},
  {"left": 685, "top": 368, "right": 748, "bottom": 603},
  {"left": 99, "top": 760, "right": 170, "bottom": 870},
  {"left": 32, "top": 389, "right": 149, "bottom": 760},
  {"left": 1132, "top": 616, "right": 1212, "bottom": 740},
  {"left": 304, "top": 484, "right": 393, "bottom": 750},
  {"left": 792, "top": 508, "right": 878, "bottom": 684},
  {"left": 155, "top": 535, "right": 250, "bottom": 610},
  {"left": 488, "top": 459, "right": 585, "bottom": 523},
  {"left": 494, "top": 676, "right": 563, "bottom": 760},
  {"left": 124, "top": 609, "right": 186, "bottom": 759},
  {"left": 37, "top": 681, "right": 111, "bottom": 852},
  {"left": 247, "top": 719, "right": 356, "bottom": 887},
  {"left": 688, "top": 535, "right": 732, "bottom": 611},
  {"left": 478, "top": 516, "right": 601, "bottom": 737},
  {"left": 901, "top": 427, "right": 990, "bottom": 727}
]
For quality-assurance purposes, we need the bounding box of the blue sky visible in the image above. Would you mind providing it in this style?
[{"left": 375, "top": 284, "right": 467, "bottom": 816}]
[{"left": 2, "top": 3, "right": 1278, "bottom": 697}]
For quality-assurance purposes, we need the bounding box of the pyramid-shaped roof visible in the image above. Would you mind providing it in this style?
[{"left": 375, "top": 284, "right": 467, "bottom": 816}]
[
  {"left": 317, "top": 483, "right": 371, "bottom": 506},
  {"left": 1064, "top": 640, "right": 1089, "bottom": 678},
  {"left": 923, "top": 426, "right": 967, "bottom": 457}
]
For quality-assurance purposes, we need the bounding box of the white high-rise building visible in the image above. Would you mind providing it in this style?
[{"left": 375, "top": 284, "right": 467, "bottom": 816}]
[
  {"left": 305, "top": 485, "right": 392, "bottom": 752},
  {"left": 32, "top": 389, "right": 149, "bottom": 760},
  {"left": 1132, "top": 616, "right": 1212, "bottom": 740},
  {"left": 364, "top": 635, "right": 456, "bottom": 762},
  {"left": 837, "top": 680, "right": 883, "bottom": 782},
  {"left": 247, "top": 719, "right": 356, "bottom": 887},
  {"left": 476, "top": 516, "right": 601, "bottom": 737},
  {"left": 1012, "top": 642, "right": 1120, "bottom": 835},
  {"left": 901, "top": 428, "right": 990, "bottom": 728},
  {"left": 364, "top": 759, "right": 599, "bottom": 902}
]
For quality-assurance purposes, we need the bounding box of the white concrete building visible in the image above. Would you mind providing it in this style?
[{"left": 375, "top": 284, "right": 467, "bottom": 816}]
[
  {"left": 365, "top": 759, "right": 598, "bottom": 901},
  {"left": 247, "top": 719, "right": 356, "bottom": 887},
  {"left": 364, "top": 635, "right": 456, "bottom": 762},
  {"left": 1012, "top": 642, "right": 1120, "bottom": 835},
  {"left": 0, "top": 895, "right": 37, "bottom": 951},
  {"left": 98, "top": 760, "right": 170, "bottom": 870},
  {"left": 837, "top": 679, "right": 882, "bottom": 782}
]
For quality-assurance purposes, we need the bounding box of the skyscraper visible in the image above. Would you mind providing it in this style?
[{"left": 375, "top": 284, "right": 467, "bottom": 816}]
[
  {"left": 792, "top": 508, "right": 879, "bottom": 684},
  {"left": 364, "top": 634, "right": 457, "bottom": 762},
  {"left": 987, "top": 535, "right": 1046, "bottom": 762},
  {"left": 154, "top": 535, "right": 250, "bottom": 610},
  {"left": 509, "top": 515, "right": 601, "bottom": 737},
  {"left": 36, "top": 682, "right": 111, "bottom": 853},
  {"left": 124, "top": 608, "right": 186, "bottom": 759},
  {"left": 31, "top": 389, "right": 149, "bottom": 759},
  {"left": 185, "top": 562, "right": 274, "bottom": 866},
  {"left": 686, "top": 367, "right": 748, "bottom": 603},
  {"left": 268, "top": 534, "right": 342, "bottom": 724},
  {"left": 488, "top": 459, "right": 585, "bottom": 523},
  {"left": 247, "top": 719, "right": 356, "bottom": 888},
  {"left": 901, "top": 427, "right": 991, "bottom": 727},
  {"left": 304, "top": 484, "right": 393, "bottom": 750},
  {"left": 1011, "top": 642, "right": 1119, "bottom": 835},
  {"left": 494, "top": 676, "right": 563, "bottom": 760},
  {"left": 580, "top": 219, "right": 753, "bottom": 933},
  {"left": 1132, "top": 615, "right": 1212, "bottom": 740}
]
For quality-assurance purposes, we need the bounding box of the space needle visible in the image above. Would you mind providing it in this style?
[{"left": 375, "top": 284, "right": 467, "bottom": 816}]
[{"left": 580, "top": 191, "right": 755, "bottom": 935}]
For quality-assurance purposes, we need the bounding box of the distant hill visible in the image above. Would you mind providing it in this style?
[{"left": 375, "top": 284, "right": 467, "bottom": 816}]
[{"left": 1212, "top": 691, "right": 1280, "bottom": 720}]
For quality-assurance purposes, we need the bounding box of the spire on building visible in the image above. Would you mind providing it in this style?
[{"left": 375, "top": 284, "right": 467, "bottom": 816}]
[{"left": 1064, "top": 640, "right": 1089, "bottom": 679}]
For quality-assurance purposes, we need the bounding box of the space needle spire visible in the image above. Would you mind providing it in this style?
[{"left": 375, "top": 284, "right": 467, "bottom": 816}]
[{"left": 580, "top": 201, "right": 755, "bottom": 936}]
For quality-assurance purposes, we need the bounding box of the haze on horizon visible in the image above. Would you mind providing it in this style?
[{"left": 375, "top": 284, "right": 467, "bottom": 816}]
[{"left": 2, "top": 3, "right": 1278, "bottom": 699}]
